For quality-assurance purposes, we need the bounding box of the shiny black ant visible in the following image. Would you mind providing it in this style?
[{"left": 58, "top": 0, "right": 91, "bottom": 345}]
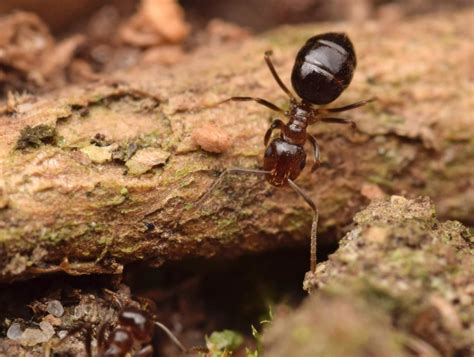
[{"left": 199, "top": 32, "right": 374, "bottom": 275}]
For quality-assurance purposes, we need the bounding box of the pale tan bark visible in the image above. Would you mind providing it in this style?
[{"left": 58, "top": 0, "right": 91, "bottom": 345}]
[{"left": 0, "top": 10, "right": 472, "bottom": 282}]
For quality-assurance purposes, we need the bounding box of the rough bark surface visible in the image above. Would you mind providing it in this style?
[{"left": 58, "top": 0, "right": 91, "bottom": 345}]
[
  {"left": 0, "top": 10, "right": 473, "bottom": 281},
  {"left": 264, "top": 196, "right": 473, "bottom": 357},
  {"left": 0, "top": 196, "right": 471, "bottom": 356}
]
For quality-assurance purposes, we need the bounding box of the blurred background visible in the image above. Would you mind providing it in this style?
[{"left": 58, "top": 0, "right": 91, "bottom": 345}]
[
  {"left": 1, "top": 0, "right": 472, "bottom": 97},
  {"left": 0, "top": 0, "right": 472, "bottom": 34}
]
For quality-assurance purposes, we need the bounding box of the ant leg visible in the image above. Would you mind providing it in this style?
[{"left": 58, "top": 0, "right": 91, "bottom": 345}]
[
  {"left": 287, "top": 179, "right": 319, "bottom": 273},
  {"left": 324, "top": 98, "right": 375, "bottom": 113},
  {"left": 196, "top": 167, "right": 269, "bottom": 206},
  {"left": 264, "top": 50, "right": 295, "bottom": 99},
  {"left": 97, "top": 321, "right": 111, "bottom": 355},
  {"left": 60, "top": 324, "right": 93, "bottom": 357},
  {"left": 320, "top": 117, "right": 357, "bottom": 128},
  {"left": 213, "top": 96, "right": 285, "bottom": 113},
  {"left": 307, "top": 134, "right": 321, "bottom": 172},
  {"left": 264, "top": 119, "right": 285, "bottom": 146}
]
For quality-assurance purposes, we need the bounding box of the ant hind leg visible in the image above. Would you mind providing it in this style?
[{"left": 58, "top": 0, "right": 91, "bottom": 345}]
[
  {"left": 320, "top": 117, "right": 357, "bottom": 128},
  {"left": 287, "top": 179, "right": 319, "bottom": 273},
  {"left": 213, "top": 96, "right": 285, "bottom": 113},
  {"left": 324, "top": 98, "right": 376, "bottom": 113},
  {"left": 264, "top": 51, "right": 295, "bottom": 99}
]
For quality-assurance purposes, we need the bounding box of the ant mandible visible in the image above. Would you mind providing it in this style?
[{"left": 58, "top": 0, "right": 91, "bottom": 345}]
[
  {"left": 199, "top": 32, "right": 374, "bottom": 275},
  {"left": 62, "top": 306, "right": 206, "bottom": 356}
]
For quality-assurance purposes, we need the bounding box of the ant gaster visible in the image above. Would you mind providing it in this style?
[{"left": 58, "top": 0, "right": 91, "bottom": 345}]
[
  {"left": 199, "top": 32, "right": 374, "bottom": 275},
  {"left": 63, "top": 306, "right": 206, "bottom": 356}
]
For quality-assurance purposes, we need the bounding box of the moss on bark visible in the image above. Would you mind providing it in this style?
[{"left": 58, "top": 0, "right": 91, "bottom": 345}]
[{"left": 0, "top": 10, "right": 473, "bottom": 281}]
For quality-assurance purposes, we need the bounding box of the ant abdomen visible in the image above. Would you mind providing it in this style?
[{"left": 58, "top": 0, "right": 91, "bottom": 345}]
[
  {"left": 264, "top": 138, "right": 306, "bottom": 187},
  {"left": 291, "top": 32, "right": 356, "bottom": 105}
]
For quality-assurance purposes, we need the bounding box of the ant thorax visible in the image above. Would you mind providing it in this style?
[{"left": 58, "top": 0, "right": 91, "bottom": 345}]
[{"left": 283, "top": 103, "right": 311, "bottom": 145}]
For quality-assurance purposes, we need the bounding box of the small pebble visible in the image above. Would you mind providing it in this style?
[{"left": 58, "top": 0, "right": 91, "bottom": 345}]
[
  {"left": 7, "top": 322, "right": 23, "bottom": 340},
  {"left": 39, "top": 321, "right": 55, "bottom": 339},
  {"left": 47, "top": 300, "right": 64, "bottom": 317},
  {"left": 42, "top": 314, "right": 62, "bottom": 326},
  {"left": 192, "top": 124, "right": 231, "bottom": 154},
  {"left": 20, "top": 328, "right": 48, "bottom": 346}
]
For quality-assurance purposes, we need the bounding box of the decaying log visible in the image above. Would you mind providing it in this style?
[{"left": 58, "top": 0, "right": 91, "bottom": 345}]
[
  {"left": 264, "top": 196, "right": 473, "bottom": 357},
  {"left": 0, "top": 10, "right": 473, "bottom": 281}
]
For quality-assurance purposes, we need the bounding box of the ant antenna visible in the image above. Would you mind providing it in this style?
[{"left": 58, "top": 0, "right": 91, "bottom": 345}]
[
  {"left": 154, "top": 321, "right": 187, "bottom": 353},
  {"left": 154, "top": 321, "right": 209, "bottom": 355}
]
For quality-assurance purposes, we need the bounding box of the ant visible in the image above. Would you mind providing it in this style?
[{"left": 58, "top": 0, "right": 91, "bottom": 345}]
[
  {"left": 198, "top": 32, "right": 374, "bottom": 275},
  {"left": 61, "top": 305, "right": 207, "bottom": 356}
]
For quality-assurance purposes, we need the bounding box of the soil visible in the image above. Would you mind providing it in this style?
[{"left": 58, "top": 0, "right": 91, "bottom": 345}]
[{"left": 0, "top": 1, "right": 472, "bottom": 356}]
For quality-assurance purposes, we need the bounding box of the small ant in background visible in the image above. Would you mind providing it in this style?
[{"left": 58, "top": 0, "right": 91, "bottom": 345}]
[
  {"left": 60, "top": 296, "right": 207, "bottom": 356},
  {"left": 199, "top": 32, "right": 374, "bottom": 275}
]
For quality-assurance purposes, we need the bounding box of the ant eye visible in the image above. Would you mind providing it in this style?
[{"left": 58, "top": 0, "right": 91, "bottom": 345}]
[
  {"left": 300, "top": 159, "right": 306, "bottom": 170},
  {"left": 291, "top": 32, "right": 356, "bottom": 105},
  {"left": 264, "top": 144, "right": 274, "bottom": 156}
]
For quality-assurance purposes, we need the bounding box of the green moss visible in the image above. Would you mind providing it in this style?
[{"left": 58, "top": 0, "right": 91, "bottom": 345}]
[
  {"left": 183, "top": 203, "right": 194, "bottom": 211},
  {"left": 15, "top": 125, "right": 57, "bottom": 150},
  {"left": 120, "top": 187, "right": 129, "bottom": 196},
  {"left": 239, "top": 208, "right": 254, "bottom": 218},
  {"left": 284, "top": 208, "right": 311, "bottom": 233},
  {"left": 215, "top": 217, "right": 240, "bottom": 239},
  {"left": 163, "top": 163, "right": 206, "bottom": 185},
  {"left": 40, "top": 223, "right": 89, "bottom": 244},
  {"left": 206, "top": 330, "right": 244, "bottom": 356},
  {"left": 0, "top": 228, "right": 24, "bottom": 243}
]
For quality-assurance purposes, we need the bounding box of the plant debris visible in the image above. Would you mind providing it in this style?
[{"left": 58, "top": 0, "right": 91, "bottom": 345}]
[{"left": 15, "top": 124, "right": 57, "bottom": 149}]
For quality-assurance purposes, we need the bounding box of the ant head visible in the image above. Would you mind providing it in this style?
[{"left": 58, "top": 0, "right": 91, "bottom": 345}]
[
  {"left": 291, "top": 32, "right": 357, "bottom": 105},
  {"left": 118, "top": 307, "right": 154, "bottom": 342}
]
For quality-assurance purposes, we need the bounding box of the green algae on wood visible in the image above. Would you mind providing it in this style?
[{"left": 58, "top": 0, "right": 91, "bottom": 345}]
[
  {"left": 15, "top": 124, "right": 57, "bottom": 149},
  {"left": 285, "top": 196, "right": 474, "bottom": 357},
  {"left": 0, "top": 10, "right": 473, "bottom": 281}
]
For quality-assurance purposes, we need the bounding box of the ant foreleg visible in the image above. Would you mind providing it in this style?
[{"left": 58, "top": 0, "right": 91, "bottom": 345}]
[
  {"left": 264, "top": 119, "right": 285, "bottom": 146},
  {"left": 306, "top": 134, "right": 321, "bottom": 172},
  {"left": 320, "top": 117, "right": 356, "bottom": 128},
  {"left": 264, "top": 50, "right": 295, "bottom": 100},
  {"left": 287, "top": 179, "right": 319, "bottom": 274},
  {"left": 324, "top": 98, "right": 375, "bottom": 113},
  {"left": 196, "top": 168, "right": 269, "bottom": 206},
  {"left": 214, "top": 96, "right": 285, "bottom": 113}
]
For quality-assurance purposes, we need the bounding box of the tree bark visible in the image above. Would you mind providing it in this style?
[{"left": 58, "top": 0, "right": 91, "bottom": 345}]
[
  {"left": 0, "top": 10, "right": 473, "bottom": 281},
  {"left": 264, "top": 196, "right": 473, "bottom": 357}
]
